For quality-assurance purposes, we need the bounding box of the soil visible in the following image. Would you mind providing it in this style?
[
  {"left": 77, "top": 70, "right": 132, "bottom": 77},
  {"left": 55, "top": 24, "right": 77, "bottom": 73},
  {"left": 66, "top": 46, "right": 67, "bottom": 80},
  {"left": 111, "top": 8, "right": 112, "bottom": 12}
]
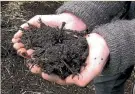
[
  {"left": 1, "top": 1, "right": 134, "bottom": 94},
  {"left": 21, "top": 22, "right": 88, "bottom": 79}
]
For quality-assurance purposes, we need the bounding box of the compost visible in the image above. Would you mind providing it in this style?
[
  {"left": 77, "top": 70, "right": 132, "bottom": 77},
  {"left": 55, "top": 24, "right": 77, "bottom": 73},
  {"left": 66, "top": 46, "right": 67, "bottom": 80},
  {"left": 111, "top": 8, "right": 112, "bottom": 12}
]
[{"left": 22, "top": 22, "right": 89, "bottom": 79}]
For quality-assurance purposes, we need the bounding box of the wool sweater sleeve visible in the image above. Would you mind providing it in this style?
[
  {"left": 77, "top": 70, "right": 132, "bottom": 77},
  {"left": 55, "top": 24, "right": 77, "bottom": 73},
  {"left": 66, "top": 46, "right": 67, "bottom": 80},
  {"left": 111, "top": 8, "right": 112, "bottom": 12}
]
[
  {"left": 56, "top": 1, "right": 127, "bottom": 31},
  {"left": 129, "top": 2, "right": 135, "bottom": 19},
  {"left": 92, "top": 19, "right": 135, "bottom": 75}
]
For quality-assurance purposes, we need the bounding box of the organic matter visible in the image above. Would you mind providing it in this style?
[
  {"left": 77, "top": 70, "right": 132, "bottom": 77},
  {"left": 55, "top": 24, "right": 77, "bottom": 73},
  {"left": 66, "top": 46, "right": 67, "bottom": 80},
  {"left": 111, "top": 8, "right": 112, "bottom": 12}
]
[{"left": 22, "top": 22, "right": 89, "bottom": 79}]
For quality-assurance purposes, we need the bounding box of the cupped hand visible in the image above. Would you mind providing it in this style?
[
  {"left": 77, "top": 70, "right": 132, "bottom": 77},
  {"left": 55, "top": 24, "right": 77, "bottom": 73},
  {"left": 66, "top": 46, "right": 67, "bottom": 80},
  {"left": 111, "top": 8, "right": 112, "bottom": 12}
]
[
  {"left": 12, "top": 13, "right": 86, "bottom": 58},
  {"left": 12, "top": 13, "right": 88, "bottom": 85},
  {"left": 12, "top": 12, "right": 109, "bottom": 87},
  {"left": 22, "top": 34, "right": 109, "bottom": 87}
]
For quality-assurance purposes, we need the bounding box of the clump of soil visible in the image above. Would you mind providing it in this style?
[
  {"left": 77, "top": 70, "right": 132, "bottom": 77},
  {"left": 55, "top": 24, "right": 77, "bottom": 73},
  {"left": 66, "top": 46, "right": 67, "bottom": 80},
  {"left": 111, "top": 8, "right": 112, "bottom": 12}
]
[{"left": 22, "top": 23, "right": 89, "bottom": 79}]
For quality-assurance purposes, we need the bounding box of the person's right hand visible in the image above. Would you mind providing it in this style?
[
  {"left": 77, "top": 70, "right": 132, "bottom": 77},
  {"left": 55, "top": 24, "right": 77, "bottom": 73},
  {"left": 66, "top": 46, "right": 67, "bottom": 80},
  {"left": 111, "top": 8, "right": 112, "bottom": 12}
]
[{"left": 12, "top": 13, "right": 87, "bottom": 58}]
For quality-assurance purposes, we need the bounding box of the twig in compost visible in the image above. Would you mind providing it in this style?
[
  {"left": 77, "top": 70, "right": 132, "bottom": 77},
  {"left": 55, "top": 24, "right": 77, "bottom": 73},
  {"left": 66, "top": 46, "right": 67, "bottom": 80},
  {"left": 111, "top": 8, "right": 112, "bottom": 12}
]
[
  {"left": 26, "top": 22, "right": 37, "bottom": 30},
  {"left": 58, "top": 22, "right": 66, "bottom": 43},
  {"left": 18, "top": 27, "right": 25, "bottom": 32},
  {"left": 60, "top": 59, "right": 80, "bottom": 79},
  {"left": 60, "top": 22, "right": 66, "bottom": 32},
  {"left": 38, "top": 16, "right": 45, "bottom": 28},
  {"left": 60, "top": 59, "right": 74, "bottom": 74}
]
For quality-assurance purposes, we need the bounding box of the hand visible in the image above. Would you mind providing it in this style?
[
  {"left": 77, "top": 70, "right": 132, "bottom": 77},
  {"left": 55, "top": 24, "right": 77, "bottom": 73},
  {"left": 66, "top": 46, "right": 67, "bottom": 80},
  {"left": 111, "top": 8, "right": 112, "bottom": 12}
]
[
  {"left": 12, "top": 13, "right": 86, "bottom": 58},
  {"left": 63, "top": 33, "right": 110, "bottom": 87},
  {"left": 24, "top": 34, "right": 109, "bottom": 87}
]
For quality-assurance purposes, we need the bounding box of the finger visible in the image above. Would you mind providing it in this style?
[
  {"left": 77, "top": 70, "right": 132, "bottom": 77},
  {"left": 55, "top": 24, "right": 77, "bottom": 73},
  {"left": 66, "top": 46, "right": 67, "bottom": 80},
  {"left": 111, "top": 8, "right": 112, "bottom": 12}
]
[
  {"left": 58, "top": 13, "right": 86, "bottom": 31},
  {"left": 65, "top": 62, "right": 95, "bottom": 87},
  {"left": 27, "top": 63, "right": 42, "bottom": 74},
  {"left": 20, "top": 15, "right": 42, "bottom": 30},
  {"left": 20, "top": 23, "right": 31, "bottom": 30},
  {"left": 17, "top": 48, "right": 28, "bottom": 58},
  {"left": 12, "top": 38, "right": 21, "bottom": 43},
  {"left": 65, "top": 75, "right": 75, "bottom": 84},
  {"left": 85, "top": 55, "right": 91, "bottom": 64},
  {"left": 27, "top": 49, "right": 35, "bottom": 57},
  {"left": 20, "top": 22, "right": 39, "bottom": 31},
  {"left": 39, "top": 15, "right": 61, "bottom": 28},
  {"left": 65, "top": 57, "right": 91, "bottom": 85},
  {"left": 85, "top": 34, "right": 91, "bottom": 45},
  {"left": 19, "top": 15, "right": 60, "bottom": 31},
  {"left": 80, "top": 65, "right": 85, "bottom": 72},
  {"left": 14, "top": 30, "right": 23, "bottom": 38},
  {"left": 65, "top": 57, "right": 90, "bottom": 85},
  {"left": 41, "top": 72, "right": 67, "bottom": 85},
  {"left": 13, "top": 43, "right": 24, "bottom": 50},
  {"left": 26, "top": 62, "right": 66, "bottom": 85},
  {"left": 41, "top": 73, "right": 58, "bottom": 82},
  {"left": 27, "top": 15, "right": 41, "bottom": 28}
]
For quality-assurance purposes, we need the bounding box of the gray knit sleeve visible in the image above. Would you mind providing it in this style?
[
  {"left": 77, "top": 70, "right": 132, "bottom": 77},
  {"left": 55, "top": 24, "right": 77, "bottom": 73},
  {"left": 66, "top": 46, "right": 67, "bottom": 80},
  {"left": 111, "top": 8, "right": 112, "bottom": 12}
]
[
  {"left": 56, "top": 1, "right": 126, "bottom": 31},
  {"left": 92, "top": 19, "right": 135, "bottom": 75},
  {"left": 129, "top": 2, "right": 135, "bottom": 19}
]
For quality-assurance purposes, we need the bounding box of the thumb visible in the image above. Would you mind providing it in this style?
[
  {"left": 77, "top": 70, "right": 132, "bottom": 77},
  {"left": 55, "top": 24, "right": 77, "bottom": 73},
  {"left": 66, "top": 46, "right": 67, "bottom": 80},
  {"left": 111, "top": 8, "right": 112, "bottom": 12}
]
[
  {"left": 85, "top": 34, "right": 91, "bottom": 45},
  {"left": 20, "top": 13, "right": 86, "bottom": 32},
  {"left": 58, "top": 13, "right": 86, "bottom": 31},
  {"left": 41, "top": 13, "right": 86, "bottom": 31}
]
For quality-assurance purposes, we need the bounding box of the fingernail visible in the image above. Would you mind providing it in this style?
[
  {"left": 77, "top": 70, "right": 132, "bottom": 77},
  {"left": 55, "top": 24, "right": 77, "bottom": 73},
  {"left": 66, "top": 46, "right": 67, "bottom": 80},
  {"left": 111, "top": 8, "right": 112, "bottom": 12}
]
[
  {"left": 17, "top": 51, "right": 21, "bottom": 55},
  {"left": 18, "top": 40, "right": 22, "bottom": 43},
  {"left": 22, "top": 52, "right": 27, "bottom": 57},
  {"left": 19, "top": 27, "right": 25, "bottom": 32}
]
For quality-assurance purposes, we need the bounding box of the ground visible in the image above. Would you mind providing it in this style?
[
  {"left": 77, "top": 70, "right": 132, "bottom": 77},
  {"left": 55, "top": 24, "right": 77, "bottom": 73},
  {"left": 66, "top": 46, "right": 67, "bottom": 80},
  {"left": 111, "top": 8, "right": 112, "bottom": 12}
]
[{"left": 1, "top": 1, "right": 135, "bottom": 94}]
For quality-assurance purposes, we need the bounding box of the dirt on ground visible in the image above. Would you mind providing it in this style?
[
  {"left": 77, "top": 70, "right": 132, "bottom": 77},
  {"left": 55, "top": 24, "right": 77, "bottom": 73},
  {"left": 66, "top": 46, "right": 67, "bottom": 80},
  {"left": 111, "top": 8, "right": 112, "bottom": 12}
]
[{"left": 1, "top": 1, "right": 135, "bottom": 94}]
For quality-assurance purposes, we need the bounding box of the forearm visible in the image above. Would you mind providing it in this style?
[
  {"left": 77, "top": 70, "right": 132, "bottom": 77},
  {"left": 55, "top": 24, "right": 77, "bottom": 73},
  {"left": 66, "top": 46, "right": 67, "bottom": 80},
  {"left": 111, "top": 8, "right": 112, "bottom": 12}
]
[{"left": 56, "top": 1, "right": 126, "bottom": 31}]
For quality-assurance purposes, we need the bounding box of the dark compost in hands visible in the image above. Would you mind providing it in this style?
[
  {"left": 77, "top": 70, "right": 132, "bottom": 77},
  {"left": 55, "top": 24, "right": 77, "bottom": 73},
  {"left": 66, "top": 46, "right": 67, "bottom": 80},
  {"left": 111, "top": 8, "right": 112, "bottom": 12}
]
[{"left": 22, "top": 23, "right": 89, "bottom": 79}]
